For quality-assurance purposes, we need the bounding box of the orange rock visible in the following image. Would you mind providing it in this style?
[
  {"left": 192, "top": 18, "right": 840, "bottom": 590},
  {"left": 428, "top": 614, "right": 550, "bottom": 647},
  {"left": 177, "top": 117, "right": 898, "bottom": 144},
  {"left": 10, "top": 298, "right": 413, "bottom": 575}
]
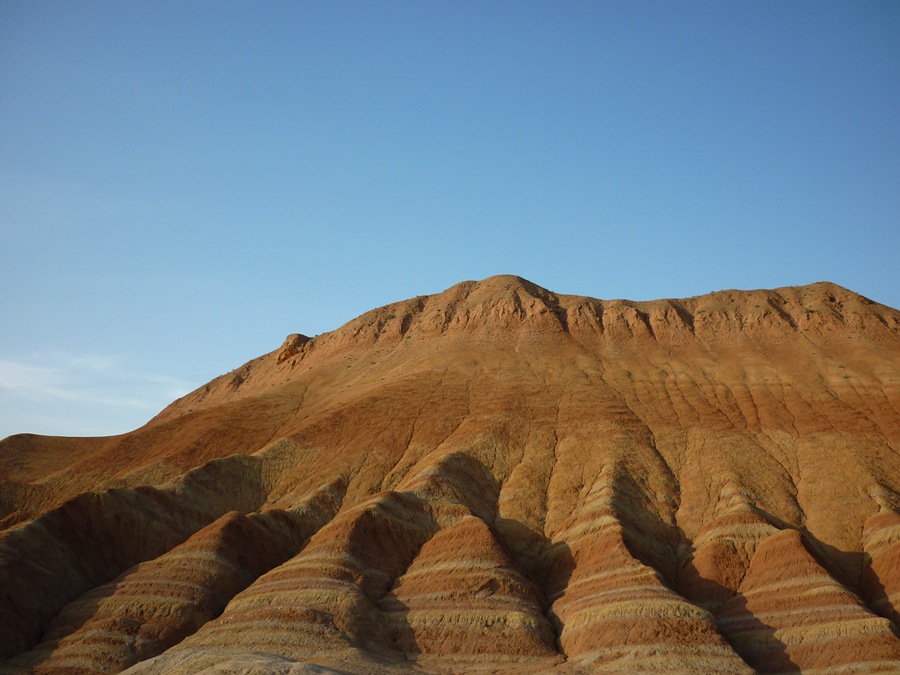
[{"left": 1, "top": 276, "right": 898, "bottom": 673}]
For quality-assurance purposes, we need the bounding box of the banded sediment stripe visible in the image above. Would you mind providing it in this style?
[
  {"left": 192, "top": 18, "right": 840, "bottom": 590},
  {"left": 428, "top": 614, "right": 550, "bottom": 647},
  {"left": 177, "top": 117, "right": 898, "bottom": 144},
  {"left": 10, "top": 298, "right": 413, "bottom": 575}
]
[
  {"left": 167, "top": 490, "right": 436, "bottom": 661},
  {"left": 862, "top": 507, "right": 900, "bottom": 626},
  {"left": 717, "top": 528, "right": 900, "bottom": 671},
  {"left": 381, "top": 514, "right": 558, "bottom": 666},
  {"left": 1, "top": 481, "right": 341, "bottom": 674},
  {"left": 678, "top": 480, "right": 783, "bottom": 613},
  {"left": 546, "top": 465, "right": 753, "bottom": 673}
]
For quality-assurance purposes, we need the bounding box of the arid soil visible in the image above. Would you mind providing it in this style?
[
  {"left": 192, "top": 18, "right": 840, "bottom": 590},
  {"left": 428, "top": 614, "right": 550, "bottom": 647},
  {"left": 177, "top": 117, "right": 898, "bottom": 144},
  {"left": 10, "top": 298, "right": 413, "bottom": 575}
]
[{"left": 1, "top": 275, "right": 899, "bottom": 673}]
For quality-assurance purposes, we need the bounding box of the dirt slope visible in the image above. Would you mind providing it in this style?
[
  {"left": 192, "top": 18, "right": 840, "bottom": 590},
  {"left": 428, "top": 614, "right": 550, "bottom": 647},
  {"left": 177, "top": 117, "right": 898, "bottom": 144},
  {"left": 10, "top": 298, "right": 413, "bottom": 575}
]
[{"left": 1, "top": 275, "right": 899, "bottom": 673}]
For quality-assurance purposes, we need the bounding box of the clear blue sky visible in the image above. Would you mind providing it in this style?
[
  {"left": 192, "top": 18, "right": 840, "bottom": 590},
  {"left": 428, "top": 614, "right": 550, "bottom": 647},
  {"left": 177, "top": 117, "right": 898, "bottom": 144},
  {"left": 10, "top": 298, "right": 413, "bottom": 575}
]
[{"left": 2, "top": 1, "right": 898, "bottom": 439}]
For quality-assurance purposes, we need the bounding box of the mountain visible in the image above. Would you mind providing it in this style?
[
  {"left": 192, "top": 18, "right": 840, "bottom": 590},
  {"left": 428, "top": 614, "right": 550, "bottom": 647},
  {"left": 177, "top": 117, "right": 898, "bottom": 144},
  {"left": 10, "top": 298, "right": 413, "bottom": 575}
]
[{"left": 1, "top": 275, "right": 899, "bottom": 674}]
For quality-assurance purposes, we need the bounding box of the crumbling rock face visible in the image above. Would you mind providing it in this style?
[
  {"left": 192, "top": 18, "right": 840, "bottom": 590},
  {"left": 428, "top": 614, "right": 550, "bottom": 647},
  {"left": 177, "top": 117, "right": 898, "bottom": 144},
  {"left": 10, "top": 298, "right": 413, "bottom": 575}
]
[
  {"left": 1, "top": 276, "right": 899, "bottom": 673},
  {"left": 277, "top": 333, "right": 311, "bottom": 364}
]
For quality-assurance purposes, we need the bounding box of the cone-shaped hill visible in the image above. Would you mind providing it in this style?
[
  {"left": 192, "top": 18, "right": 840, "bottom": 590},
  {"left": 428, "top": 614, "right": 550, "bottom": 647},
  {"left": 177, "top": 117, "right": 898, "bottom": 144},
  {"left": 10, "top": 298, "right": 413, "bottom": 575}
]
[{"left": 2, "top": 275, "right": 899, "bottom": 673}]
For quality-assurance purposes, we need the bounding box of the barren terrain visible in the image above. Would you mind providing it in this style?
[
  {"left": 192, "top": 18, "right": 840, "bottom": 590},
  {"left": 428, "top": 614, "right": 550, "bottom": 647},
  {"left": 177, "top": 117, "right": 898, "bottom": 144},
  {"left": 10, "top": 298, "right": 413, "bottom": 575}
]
[{"left": 1, "top": 275, "right": 899, "bottom": 673}]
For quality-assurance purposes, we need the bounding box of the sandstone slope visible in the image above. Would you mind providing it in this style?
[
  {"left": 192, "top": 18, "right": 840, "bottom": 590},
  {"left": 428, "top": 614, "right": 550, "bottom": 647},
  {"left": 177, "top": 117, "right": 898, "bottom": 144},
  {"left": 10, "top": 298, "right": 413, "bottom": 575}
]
[{"left": 1, "top": 275, "right": 899, "bottom": 673}]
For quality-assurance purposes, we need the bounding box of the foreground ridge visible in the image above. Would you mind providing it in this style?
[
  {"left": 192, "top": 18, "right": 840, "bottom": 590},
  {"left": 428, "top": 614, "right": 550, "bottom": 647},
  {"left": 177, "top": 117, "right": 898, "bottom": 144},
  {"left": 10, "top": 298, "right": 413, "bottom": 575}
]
[{"left": 2, "top": 276, "right": 899, "bottom": 673}]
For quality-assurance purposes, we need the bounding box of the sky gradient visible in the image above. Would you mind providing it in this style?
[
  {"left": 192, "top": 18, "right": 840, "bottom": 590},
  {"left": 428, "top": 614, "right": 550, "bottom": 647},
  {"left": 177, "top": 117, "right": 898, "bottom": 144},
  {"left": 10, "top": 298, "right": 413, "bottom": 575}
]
[{"left": 2, "top": 1, "right": 899, "bottom": 439}]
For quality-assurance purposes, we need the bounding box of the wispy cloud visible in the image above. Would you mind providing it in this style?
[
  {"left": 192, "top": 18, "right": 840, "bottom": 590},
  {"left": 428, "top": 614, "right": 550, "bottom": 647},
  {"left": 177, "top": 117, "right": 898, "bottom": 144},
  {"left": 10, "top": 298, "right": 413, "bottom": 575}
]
[
  {"left": 0, "top": 355, "right": 175, "bottom": 407},
  {"left": 0, "top": 352, "right": 216, "bottom": 438},
  {"left": 0, "top": 359, "right": 66, "bottom": 395}
]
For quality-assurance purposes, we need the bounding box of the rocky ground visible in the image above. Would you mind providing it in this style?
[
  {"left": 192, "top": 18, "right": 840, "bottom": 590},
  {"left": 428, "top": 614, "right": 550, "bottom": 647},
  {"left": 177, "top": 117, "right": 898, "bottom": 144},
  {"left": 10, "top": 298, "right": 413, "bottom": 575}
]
[{"left": 1, "top": 275, "right": 899, "bottom": 673}]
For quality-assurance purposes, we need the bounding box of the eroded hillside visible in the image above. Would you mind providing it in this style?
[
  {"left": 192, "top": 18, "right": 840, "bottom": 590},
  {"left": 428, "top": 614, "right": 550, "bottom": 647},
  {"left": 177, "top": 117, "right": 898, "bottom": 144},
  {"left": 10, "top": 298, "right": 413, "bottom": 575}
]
[{"left": 1, "top": 276, "right": 899, "bottom": 673}]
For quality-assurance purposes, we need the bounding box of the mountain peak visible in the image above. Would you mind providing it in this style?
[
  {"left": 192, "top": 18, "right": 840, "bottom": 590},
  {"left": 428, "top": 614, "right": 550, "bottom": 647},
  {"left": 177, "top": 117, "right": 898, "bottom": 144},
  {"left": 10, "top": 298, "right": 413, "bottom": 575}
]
[{"left": 2, "top": 278, "right": 899, "bottom": 673}]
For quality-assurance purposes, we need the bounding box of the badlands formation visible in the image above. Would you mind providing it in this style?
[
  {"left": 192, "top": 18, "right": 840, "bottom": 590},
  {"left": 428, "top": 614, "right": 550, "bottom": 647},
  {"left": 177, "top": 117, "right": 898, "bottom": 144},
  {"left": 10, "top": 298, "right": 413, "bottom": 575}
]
[{"left": 1, "top": 275, "right": 899, "bottom": 674}]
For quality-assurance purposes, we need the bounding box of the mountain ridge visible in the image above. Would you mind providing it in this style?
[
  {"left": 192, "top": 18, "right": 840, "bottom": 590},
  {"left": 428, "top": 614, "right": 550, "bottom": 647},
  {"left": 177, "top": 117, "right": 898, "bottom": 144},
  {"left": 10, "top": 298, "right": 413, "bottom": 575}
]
[
  {"left": 1, "top": 276, "right": 899, "bottom": 673},
  {"left": 157, "top": 275, "right": 900, "bottom": 416}
]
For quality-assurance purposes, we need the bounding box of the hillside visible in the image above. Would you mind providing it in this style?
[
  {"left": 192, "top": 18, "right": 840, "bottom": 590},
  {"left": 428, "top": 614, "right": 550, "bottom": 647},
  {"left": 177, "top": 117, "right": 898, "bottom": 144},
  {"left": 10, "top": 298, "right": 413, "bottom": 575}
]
[{"left": 1, "top": 275, "right": 899, "bottom": 673}]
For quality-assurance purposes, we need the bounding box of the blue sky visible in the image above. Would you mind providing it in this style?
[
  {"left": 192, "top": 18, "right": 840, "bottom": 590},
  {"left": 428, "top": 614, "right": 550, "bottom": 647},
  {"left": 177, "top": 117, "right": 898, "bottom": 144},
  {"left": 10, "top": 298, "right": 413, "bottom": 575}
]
[{"left": 2, "top": 1, "right": 898, "bottom": 439}]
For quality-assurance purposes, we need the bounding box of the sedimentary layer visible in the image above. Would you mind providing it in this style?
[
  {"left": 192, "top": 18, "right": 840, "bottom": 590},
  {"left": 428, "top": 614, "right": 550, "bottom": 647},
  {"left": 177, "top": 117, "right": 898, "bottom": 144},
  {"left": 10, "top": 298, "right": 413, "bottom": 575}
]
[{"left": 1, "top": 276, "right": 899, "bottom": 673}]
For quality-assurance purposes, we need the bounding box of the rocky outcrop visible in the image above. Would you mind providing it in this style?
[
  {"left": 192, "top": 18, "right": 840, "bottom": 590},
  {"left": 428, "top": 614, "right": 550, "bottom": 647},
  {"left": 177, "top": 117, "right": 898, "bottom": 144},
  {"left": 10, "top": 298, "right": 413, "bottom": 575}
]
[
  {"left": 276, "top": 333, "right": 311, "bottom": 364},
  {"left": 1, "top": 276, "right": 899, "bottom": 673}
]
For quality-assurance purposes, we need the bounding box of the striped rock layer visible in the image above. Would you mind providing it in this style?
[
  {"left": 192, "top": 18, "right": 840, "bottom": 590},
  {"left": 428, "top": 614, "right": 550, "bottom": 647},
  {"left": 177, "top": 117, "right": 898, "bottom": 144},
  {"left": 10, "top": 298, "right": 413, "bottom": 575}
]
[{"left": 1, "top": 275, "right": 899, "bottom": 673}]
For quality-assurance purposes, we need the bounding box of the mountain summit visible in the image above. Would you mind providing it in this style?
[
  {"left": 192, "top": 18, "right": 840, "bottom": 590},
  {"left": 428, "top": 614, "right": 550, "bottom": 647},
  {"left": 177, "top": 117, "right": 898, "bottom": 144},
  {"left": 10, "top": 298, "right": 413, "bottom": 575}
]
[{"left": 2, "top": 277, "right": 899, "bottom": 673}]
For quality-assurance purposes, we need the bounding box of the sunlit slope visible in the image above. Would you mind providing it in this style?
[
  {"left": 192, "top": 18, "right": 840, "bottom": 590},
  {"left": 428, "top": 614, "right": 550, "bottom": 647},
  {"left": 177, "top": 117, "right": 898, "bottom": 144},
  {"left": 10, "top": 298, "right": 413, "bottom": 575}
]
[{"left": 2, "top": 275, "right": 899, "bottom": 673}]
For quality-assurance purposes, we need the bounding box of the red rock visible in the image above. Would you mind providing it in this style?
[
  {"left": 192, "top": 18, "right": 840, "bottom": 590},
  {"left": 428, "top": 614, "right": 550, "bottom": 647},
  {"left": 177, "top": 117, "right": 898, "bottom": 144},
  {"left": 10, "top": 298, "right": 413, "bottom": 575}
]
[{"left": 1, "top": 276, "right": 898, "bottom": 673}]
